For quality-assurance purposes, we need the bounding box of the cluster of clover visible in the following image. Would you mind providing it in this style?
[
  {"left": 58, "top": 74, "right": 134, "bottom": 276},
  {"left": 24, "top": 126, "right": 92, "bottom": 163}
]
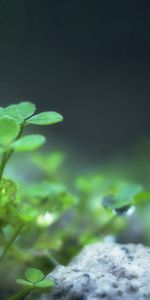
[{"left": 0, "top": 102, "right": 149, "bottom": 300}]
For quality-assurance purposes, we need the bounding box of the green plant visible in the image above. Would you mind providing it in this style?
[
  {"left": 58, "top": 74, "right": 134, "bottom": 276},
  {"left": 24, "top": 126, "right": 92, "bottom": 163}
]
[
  {"left": 0, "top": 102, "right": 63, "bottom": 299},
  {"left": 9, "top": 268, "right": 54, "bottom": 300},
  {"left": 0, "top": 101, "right": 149, "bottom": 300}
]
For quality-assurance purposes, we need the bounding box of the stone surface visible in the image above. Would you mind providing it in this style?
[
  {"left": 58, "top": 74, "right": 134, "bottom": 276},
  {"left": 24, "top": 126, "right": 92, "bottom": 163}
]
[{"left": 26, "top": 243, "right": 150, "bottom": 300}]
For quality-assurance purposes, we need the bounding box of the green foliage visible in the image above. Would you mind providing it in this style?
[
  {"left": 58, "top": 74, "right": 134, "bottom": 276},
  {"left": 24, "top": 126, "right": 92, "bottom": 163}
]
[
  {"left": 17, "top": 267, "right": 54, "bottom": 289},
  {"left": 0, "top": 101, "right": 63, "bottom": 156},
  {"left": 0, "top": 179, "right": 18, "bottom": 227},
  {"left": 0, "top": 101, "right": 63, "bottom": 299},
  {"left": 27, "top": 111, "right": 63, "bottom": 125},
  {"left": 13, "top": 268, "right": 54, "bottom": 300},
  {"left": 0, "top": 116, "right": 20, "bottom": 146},
  {"left": 76, "top": 175, "right": 103, "bottom": 194},
  {"left": 0, "top": 178, "right": 17, "bottom": 206},
  {"left": 25, "top": 268, "right": 44, "bottom": 283},
  {"left": 16, "top": 279, "right": 33, "bottom": 287},
  {"left": 32, "top": 151, "right": 65, "bottom": 175},
  {"left": 12, "top": 135, "right": 46, "bottom": 152},
  {"left": 25, "top": 181, "right": 66, "bottom": 199},
  {"left": 5, "top": 102, "right": 36, "bottom": 123},
  {"left": 35, "top": 278, "right": 54, "bottom": 288},
  {"left": 0, "top": 100, "right": 150, "bottom": 300},
  {"left": 102, "top": 183, "right": 142, "bottom": 210}
]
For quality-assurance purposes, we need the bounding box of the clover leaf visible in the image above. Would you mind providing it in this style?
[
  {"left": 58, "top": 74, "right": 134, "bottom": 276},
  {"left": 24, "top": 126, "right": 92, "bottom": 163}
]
[
  {"left": 5, "top": 102, "right": 36, "bottom": 123},
  {"left": 35, "top": 278, "right": 54, "bottom": 288},
  {"left": 25, "top": 268, "right": 44, "bottom": 283},
  {"left": 16, "top": 279, "right": 33, "bottom": 287},
  {"left": 26, "top": 111, "right": 63, "bottom": 125},
  {"left": 16, "top": 268, "right": 54, "bottom": 290},
  {"left": 11, "top": 134, "right": 46, "bottom": 152},
  {"left": 0, "top": 116, "right": 20, "bottom": 145},
  {"left": 26, "top": 181, "right": 66, "bottom": 199}
]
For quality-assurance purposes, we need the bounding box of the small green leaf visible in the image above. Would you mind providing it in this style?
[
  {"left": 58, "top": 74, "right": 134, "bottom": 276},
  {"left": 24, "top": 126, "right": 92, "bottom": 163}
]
[
  {"left": 35, "top": 278, "right": 54, "bottom": 288},
  {"left": 6, "top": 102, "right": 36, "bottom": 123},
  {"left": 0, "top": 179, "right": 17, "bottom": 206},
  {"left": 103, "top": 183, "right": 142, "bottom": 209},
  {"left": 19, "top": 206, "right": 38, "bottom": 222},
  {"left": 134, "top": 192, "right": 150, "bottom": 205},
  {"left": 12, "top": 134, "right": 46, "bottom": 152},
  {"left": 27, "top": 111, "right": 63, "bottom": 125},
  {"left": 33, "top": 152, "right": 65, "bottom": 174},
  {"left": 0, "top": 116, "right": 20, "bottom": 145},
  {"left": 25, "top": 268, "right": 44, "bottom": 283},
  {"left": 16, "top": 279, "right": 33, "bottom": 287},
  {"left": 76, "top": 175, "right": 103, "bottom": 194},
  {"left": 27, "top": 181, "right": 66, "bottom": 199}
]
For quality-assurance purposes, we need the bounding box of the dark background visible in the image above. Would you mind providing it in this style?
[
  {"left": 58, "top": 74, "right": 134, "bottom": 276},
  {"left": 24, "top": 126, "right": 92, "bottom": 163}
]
[{"left": 0, "top": 0, "right": 150, "bottom": 158}]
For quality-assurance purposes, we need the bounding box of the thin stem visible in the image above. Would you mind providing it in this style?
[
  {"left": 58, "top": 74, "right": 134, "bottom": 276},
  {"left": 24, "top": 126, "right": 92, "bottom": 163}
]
[
  {"left": 7, "top": 287, "right": 33, "bottom": 300},
  {"left": 0, "top": 151, "right": 10, "bottom": 181},
  {"left": 0, "top": 123, "right": 25, "bottom": 181},
  {"left": 0, "top": 224, "right": 24, "bottom": 262},
  {"left": 46, "top": 251, "right": 60, "bottom": 267}
]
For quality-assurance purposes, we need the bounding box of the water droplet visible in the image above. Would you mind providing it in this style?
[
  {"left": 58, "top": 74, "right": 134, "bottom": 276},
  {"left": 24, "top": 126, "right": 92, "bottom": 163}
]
[{"left": 113, "top": 205, "right": 135, "bottom": 216}]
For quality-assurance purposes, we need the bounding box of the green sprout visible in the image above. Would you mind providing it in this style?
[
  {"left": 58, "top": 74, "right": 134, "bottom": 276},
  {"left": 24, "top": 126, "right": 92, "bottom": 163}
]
[{"left": 8, "top": 267, "right": 54, "bottom": 300}]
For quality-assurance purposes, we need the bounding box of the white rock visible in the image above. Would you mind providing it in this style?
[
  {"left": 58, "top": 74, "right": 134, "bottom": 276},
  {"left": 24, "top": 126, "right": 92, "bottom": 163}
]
[{"left": 26, "top": 243, "right": 150, "bottom": 299}]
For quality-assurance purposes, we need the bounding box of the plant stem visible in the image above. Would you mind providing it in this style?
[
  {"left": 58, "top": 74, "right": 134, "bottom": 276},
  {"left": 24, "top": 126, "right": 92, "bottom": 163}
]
[
  {"left": 7, "top": 287, "right": 33, "bottom": 300},
  {"left": 0, "top": 224, "right": 24, "bottom": 262},
  {"left": 0, "top": 151, "right": 12, "bottom": 181},
  {"left": 46, "top": 251, "right": 60, "bottom": 267},
  {"left": 0, "top": 123, "right": 25, "bottom": 181}
]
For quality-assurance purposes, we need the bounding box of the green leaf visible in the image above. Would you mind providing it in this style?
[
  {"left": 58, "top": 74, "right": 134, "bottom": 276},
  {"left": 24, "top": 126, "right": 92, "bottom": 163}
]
[
  {"left": 25, "top": 268, "right": 44, "bottom": 283},
  {"left": 0, "top": 179, "right": 17, "bottom": 206},
  {"left": 33, "top": 152, "right": 65, "bottom": 173},
  {"left": 12, "top": 134, "right": 46, "bottom": 152},
  {"left": 27, "top": 111, "right": 63, "bottom": 125},
  {"left": 5, "top": 102, "right": 36, "bottom": 123},
  {"left": 103, "top": 183, "right": 142, "bottom": 209},
  {"left": 0, "top": 116, "right": 20, "bottom": 145},
  {"left": 1, "top": 205, "right": 23, "bottom": 226},
  {"left": 16, "top": 279, "right": 33, "bottom": 287},
  {"left": 114, "top": 184, "right": 142, "bottom": 208},
  {"left": 134, "top": 192, "right": 150, "bottom": 205},
  {"left": 76, "top": 175, "right": 103, "bottom": 194},
  {"left": 31, "top": 181, "right": 66, "bottom": 198},
  {"left": 19, "top": 206, "right": 39, "bottom": 222},
  {"left": 35, "top": 278, "right": 54, "bottom": 289}
]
